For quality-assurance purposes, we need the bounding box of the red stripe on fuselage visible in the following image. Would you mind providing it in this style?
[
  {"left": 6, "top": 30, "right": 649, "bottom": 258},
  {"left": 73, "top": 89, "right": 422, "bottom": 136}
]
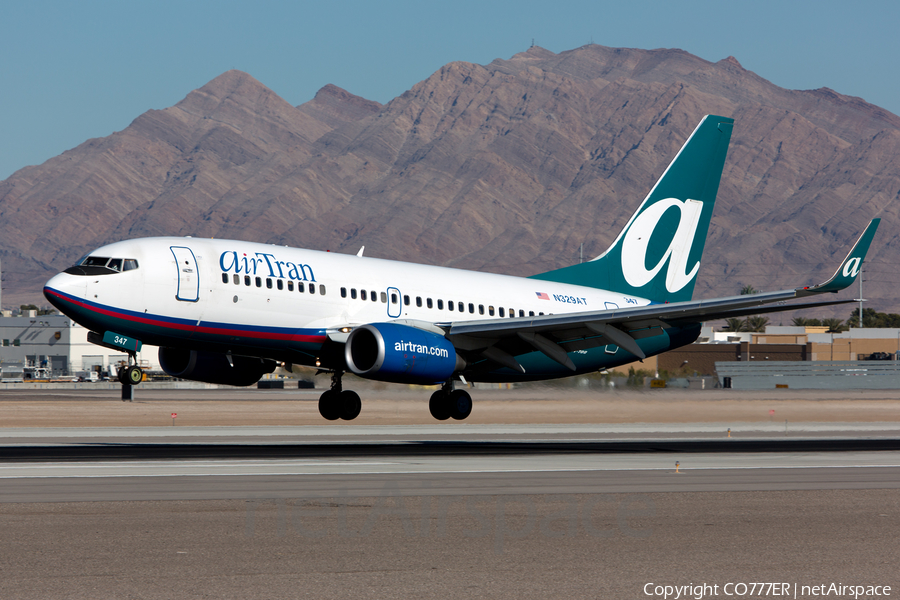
[{"left": 44, "top": 287, "right": 327, "bottom": 344}]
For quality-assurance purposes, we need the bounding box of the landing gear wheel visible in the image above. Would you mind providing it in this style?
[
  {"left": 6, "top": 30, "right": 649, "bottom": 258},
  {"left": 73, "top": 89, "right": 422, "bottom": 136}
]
[
  {"left": 318, "top": 389, "right": 341, "bottom": 421},
  {"left": 338, "top": 390, "right": 361, "bottom": 421},
  {"left": 448, "top": 389, "right": 472, "bottom": 420},
  {"left": 125, "top": 365, "right": 143, "bottom": 385},
  {"left": 429, "top": 390, "right": 451, "bottom": 421}
]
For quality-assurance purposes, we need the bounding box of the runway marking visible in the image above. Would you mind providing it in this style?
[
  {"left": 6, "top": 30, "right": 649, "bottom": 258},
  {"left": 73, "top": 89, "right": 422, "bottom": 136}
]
[
  {"left": 0, "top": 460, "right": 399, "bottom": 472},
  {"left": 1, "top": 464, "right": 899, "bottom": 479}
]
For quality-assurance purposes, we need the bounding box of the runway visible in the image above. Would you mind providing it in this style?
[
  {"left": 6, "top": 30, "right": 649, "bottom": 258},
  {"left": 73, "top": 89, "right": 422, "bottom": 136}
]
[
  {"left": 2, "top": 422, "right": 900, "bottom": 504},
  {"left": 1, "top": 399, "right": 897, "bottom": 598}
]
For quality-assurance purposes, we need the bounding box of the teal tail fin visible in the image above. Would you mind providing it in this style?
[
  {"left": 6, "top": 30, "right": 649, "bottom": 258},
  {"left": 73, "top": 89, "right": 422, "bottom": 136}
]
[{"left": 530, "top": 114, "right": 734, "bottom": 303}]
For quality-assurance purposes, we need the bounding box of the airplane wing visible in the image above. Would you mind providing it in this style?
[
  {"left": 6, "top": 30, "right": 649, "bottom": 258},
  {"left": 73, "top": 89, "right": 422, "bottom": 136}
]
[{"left": 441, "top": 219, "right": 880, "bottom": 371}]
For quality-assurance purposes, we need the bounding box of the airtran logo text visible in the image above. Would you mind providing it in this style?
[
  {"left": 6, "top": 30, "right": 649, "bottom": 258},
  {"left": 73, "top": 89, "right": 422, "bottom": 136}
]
[
  {"left": 621, "top": 198, "right": 703, "bottom": 294},
  {"left": 394, "top": 340, "right": 450, "bottom": 358},
  {"left": 219, "top": 251, "right": 316, "bottom": 282}
]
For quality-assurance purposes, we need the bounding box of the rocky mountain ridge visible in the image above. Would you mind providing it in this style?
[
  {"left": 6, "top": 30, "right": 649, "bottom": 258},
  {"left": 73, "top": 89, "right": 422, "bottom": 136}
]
[{"left": 1, "top": 44, "right": 897, "bottom": 315}]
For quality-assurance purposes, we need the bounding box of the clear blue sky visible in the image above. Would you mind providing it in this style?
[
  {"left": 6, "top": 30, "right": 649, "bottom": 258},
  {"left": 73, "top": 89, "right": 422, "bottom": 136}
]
[{"left": 2, "top": 0, "right": 897, "bottom": 181}]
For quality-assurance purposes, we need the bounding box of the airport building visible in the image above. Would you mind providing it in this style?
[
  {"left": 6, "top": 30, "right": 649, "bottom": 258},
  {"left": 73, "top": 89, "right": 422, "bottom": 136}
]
[
  {"left": 0, "top": 312, "right": 159, "bottom": 381},
  {"left": 646, "top": 326, "right": 900, "bottom": 377}
]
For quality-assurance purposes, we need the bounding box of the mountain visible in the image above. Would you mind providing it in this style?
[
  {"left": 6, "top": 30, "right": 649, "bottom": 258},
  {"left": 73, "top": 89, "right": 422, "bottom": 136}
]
[{"left": 1, "top": 45, "right": 897, "bottom": 316}]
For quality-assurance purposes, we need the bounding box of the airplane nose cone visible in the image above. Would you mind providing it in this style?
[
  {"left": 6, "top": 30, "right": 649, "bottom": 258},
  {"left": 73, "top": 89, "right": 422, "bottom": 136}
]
[{"left": 43, "top": 272, "right": 87, "bottom": 316}]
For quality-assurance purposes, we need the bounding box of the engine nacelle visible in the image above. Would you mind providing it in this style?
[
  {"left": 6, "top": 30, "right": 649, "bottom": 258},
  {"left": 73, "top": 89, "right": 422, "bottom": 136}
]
[
  {"left": 159, "top": 347, "right": 276, "bottom": 386},
  {"left": 345, "top": 323, "right": 464, "bottom": 384}
]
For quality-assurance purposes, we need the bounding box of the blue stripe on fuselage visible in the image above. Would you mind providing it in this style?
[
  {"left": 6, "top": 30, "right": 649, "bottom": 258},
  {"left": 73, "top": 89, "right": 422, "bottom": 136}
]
[{"left": 44, "top": 286, "right": 327, "bottom": 352}]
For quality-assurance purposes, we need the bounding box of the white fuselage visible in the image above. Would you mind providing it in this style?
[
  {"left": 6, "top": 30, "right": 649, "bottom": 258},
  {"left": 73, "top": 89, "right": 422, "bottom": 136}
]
[{"left": 47, "top": 236, "right": 651, "bottom": 340}]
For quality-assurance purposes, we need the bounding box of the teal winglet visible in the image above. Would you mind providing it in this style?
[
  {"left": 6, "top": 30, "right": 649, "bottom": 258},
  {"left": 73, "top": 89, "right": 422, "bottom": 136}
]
[{"left": 798, "top": 219, "right": 880, "bottom": 296}]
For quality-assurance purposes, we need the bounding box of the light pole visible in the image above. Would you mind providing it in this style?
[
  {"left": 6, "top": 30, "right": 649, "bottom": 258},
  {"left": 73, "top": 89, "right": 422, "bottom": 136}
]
[{"left": 859, "top": 268, "right": 865, "bottom": 328}]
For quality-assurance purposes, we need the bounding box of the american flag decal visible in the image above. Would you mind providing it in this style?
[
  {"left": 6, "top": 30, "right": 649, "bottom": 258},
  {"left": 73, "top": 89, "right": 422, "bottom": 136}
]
[{"left": 535, "top": 292, "right": 550, "bottom": 300}]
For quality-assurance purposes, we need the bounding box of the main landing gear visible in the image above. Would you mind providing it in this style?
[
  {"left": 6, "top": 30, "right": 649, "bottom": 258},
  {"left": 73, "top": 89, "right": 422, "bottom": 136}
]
[
  {"left": 429, "top": 382, "right": 472, "bottom": 421},
  {"left": 316, "top": 372, "right": 473, "bottom": 422},
  {"left": 118, "top": 353, "right": 144, "bottom": 402},
  {"left": 318, "top": 371, "right": 362, "bottom": 421}
]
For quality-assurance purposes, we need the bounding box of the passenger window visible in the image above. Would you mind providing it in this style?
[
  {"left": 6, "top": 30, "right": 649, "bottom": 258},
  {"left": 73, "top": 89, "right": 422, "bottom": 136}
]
[
  {"left": 488, "top": 306, "right": 494, "bottom": 316},
  {"left": 319, "top": 285, "right": 325, "bottom": 295},
  {"left": 539, "top": 312, "right": 544, "bottom": 316},
  {"left": 361, "top": 290, "right": 367, "bottom": 301},
  {"left": 233, "top": 274, "right": 239, "bottom": 285},
  {"left": 416, "top": 297, "right": 422, "bottom": 308},
  {"left": 391, "top": 293, "right": 398, "bottom": 304},
  {"left": 498, "top": 307, "right": 504, "bottom": 317},
  {"left": 459, "top": 302, "right": 465, "bottom": 312},
  {"left": 519, "top": 310, "right": 525, "bottom": 317},
  {"left": 371, "top": 291, "right": 377, "bottom": 302},
  {"left": 288, "top": 281, "right": 294, "bottom": 292},
  {"left": 244, "top": 275, "right": 251, "bottom": 286},
  {"left": 351, "top": 289, "right": 357, "bottom": 299},
  {"left": 222, "top": 273, "right": 228, "bottom": 284},
  {"left": 510, "top": 309, "right": 515, "bottom": 318},
  {"left": 427, "top": 298, "right": 433, "bottom": 309},
  {"left": 448, "top": 301, "right": 454, "bottom": 312},
  {"left": 298, "top": 282, "right": 305, "bottom": 293},
  {"left": 309, "top": 283, "right": 316, "bottom": 294},
  {"left": 277, "top": 280, "right": 283, "bottom": 290},
  {"left": 529, "top": 311, "right": 535, "bottom": 317},
  {"left": 404, "top": 295, "right": 410, "bottom": 306},
  {"left": 479, "top": 305, "right": 484, "bottom": 315},
  {"left": 437, "top": 299, "right": 444, "bottom": 310},
  {"left": 341, "top": 288, "right": 347, "bottom": 298},
  {"left": 255, "top": 277, "right": 262, "bottom": 288},
  {"left": 468, "top": 303, "right": 475, "bottom": 314},
  {"left": 381, "top": 292, "right": 387, "bottom": 303},
  {"left": 266, "top": 278, "right": 273, "bottom": 289}
]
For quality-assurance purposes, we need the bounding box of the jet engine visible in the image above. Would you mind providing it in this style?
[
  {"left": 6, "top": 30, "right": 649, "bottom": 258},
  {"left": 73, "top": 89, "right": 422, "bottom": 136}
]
[
  {"left": 158, "top": 347, "right": 276, "bottom": 386},
  {"left": 344, "top": 323, "right": 464, "bottom": 384}
]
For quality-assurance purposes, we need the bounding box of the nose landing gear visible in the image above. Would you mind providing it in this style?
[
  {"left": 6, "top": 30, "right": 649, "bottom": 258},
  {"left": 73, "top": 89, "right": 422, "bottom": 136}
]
[{"left": 118, "top": 353, "right": 144, "bottom": 402}]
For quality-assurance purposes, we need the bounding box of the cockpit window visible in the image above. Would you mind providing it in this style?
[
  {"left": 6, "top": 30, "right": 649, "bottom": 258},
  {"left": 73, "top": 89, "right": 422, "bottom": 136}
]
[
  {"left": 83, "top": 256, "right": 112, "bottom": 267},
  {"left": 64, "top": 256, "right": 140, "bottom": 276}
]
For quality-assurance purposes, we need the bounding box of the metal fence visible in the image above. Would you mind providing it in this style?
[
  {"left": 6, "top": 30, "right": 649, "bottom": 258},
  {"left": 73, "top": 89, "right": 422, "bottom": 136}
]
[{"left": 714, "top": 360, "right": 900, "bottom": 390}]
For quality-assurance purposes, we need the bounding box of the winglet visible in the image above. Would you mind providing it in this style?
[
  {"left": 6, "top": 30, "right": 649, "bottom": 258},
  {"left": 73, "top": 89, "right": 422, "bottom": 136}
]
[{"left": 798, "top": 219, "right": 880, "bottom": 296}]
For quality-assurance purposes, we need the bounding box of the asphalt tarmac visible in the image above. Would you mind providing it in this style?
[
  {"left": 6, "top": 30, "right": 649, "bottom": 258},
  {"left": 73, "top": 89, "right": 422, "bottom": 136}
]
[{"left": 1, "top": 388, "right": 898, "bottom": 599}]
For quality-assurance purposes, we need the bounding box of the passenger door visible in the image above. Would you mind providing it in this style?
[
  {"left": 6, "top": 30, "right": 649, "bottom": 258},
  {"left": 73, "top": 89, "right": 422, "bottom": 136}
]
[
  {"left": 387, "top": 287, "right": 402, "bottom": 318},
  {"left": 170, "top": 246, "right": 199, "bottom": 302}
]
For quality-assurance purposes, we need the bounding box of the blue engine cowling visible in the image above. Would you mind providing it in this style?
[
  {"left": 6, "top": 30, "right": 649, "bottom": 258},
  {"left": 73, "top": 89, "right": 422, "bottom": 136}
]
[
  {"left": 159, "top": 347, "right": 276, "bottom": 386},
  {"left": 344, "top": 323, "right": 464, "bottom": 384}
]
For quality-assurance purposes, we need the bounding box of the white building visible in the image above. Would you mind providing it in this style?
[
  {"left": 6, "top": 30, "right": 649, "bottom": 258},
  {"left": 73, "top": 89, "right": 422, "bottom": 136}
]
[{"left": 0, "top": 313, "right": 160, "bottom": 379}]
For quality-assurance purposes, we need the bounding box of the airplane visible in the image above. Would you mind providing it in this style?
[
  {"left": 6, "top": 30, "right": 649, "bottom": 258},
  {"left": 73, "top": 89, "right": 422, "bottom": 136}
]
[{"left": 43, "top": 115, "right": 880, "bottom": 421}]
